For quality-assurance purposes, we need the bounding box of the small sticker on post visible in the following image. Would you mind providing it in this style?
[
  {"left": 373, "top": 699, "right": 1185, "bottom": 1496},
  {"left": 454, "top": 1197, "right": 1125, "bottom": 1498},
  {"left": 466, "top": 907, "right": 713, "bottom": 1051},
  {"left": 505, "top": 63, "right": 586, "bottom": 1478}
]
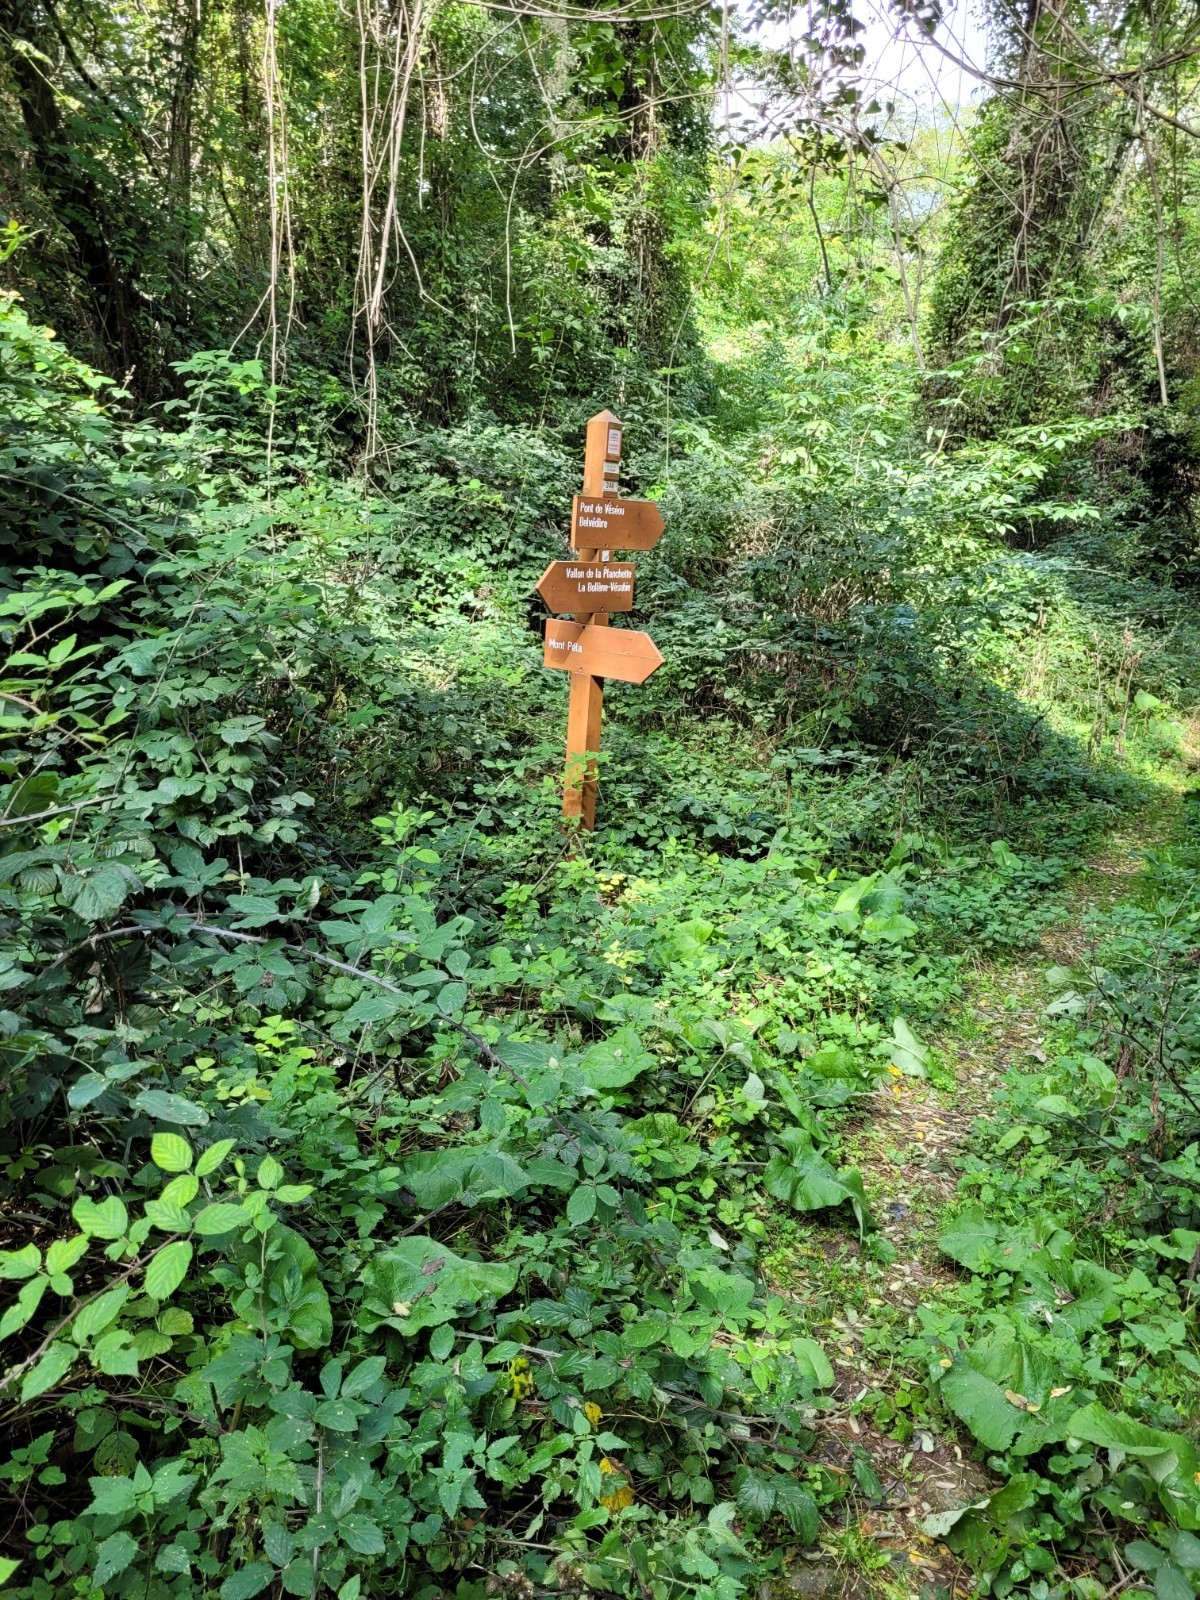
[{"left": 607, "top": 427, "right": 621, "bottom": 458}]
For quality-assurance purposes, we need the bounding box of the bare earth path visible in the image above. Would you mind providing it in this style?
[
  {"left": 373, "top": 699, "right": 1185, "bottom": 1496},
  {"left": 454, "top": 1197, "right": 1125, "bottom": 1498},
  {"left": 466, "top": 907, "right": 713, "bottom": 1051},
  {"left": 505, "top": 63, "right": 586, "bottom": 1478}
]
[{"left": 770, "top": 808, "right": 1174, "bottom": 1600}]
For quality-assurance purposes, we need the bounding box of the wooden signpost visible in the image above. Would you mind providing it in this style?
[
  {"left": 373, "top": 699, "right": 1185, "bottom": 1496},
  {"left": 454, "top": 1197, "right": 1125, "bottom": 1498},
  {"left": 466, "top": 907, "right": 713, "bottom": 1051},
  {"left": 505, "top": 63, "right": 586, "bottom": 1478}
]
[
  {"left": 543, "top": 619, "right": 663, "bottom": 683},
  {"left": 571, "top": 495, "right": 665, "bottom": 551},
  {"left": 535, "top": 560, "right": 635, "bottom": 614},
  {"left": 538, "top": 410, "right": 664, "bottom": 830}
]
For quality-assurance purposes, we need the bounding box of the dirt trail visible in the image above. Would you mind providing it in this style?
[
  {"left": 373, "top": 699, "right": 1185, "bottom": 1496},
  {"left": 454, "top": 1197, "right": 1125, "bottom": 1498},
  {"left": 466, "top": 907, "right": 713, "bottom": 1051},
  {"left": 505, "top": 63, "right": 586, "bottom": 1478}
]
[{"left": 780, "top": 816, "right": 1167, "bottom": 1598}]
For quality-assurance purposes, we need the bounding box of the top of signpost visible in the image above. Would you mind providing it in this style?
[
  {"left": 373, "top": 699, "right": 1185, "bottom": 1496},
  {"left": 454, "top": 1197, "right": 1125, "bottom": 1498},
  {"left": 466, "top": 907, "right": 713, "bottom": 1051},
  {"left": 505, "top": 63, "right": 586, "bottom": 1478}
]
[{"left": 583, "top": 410, "right": 622, "bottom": 497}]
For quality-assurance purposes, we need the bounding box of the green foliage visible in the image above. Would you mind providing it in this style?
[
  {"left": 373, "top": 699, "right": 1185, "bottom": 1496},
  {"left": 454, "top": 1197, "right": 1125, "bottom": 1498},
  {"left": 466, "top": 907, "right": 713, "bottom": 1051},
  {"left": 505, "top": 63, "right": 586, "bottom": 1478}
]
[
  {"left": 912, "top": 828, "right": 1200, "bottom": 1595},
  {"left": 3, "top": 10, "right": 1200, "bottom": 1590},
  {"left": 1, "top": 270, "right": 1145, "bottom": 1597}
]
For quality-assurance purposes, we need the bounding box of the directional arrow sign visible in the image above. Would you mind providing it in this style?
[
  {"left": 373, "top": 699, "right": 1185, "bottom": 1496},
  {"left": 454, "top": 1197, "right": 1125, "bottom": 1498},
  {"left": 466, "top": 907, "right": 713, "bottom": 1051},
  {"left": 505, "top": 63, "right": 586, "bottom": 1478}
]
[
  {"left": 536, "top": 560, "right": 635, "bottom": 614},
  {"left": 544, "top": 620, "right": 663, "bottom": 684},
  {"left": 571, "top": 494, "right": 664, "bottom": 551}
]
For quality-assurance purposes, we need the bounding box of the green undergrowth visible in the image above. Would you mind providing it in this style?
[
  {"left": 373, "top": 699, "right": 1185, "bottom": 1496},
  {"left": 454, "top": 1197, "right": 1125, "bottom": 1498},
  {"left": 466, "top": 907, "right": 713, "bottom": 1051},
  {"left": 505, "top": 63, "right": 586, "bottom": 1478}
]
[
  {"left": 797, "top": 797, "right": 1200, "bottom": 1600},
  {"left": 2, "top": 292, "right": 1199, "bottom": 1600}
]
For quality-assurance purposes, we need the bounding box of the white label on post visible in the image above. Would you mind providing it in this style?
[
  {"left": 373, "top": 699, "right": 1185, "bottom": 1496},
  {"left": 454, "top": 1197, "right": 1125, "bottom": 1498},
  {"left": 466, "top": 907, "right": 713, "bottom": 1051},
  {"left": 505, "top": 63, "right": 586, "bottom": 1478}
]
[{"left": 607, "top": 428, "right": 621, "bottom": 457}]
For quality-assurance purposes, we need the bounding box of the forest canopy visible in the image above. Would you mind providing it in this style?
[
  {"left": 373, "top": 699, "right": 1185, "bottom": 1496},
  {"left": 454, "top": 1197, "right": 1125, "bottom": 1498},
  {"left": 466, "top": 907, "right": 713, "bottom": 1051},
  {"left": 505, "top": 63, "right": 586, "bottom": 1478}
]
[{"left": 2, "top": 0, "right": 1200, "bottom": 1597}]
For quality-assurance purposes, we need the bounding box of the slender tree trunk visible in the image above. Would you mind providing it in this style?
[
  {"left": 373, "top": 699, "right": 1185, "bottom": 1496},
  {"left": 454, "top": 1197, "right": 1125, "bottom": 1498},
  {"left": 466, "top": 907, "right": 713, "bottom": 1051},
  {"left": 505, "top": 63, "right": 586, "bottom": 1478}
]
[
  {"left": 166, "top": 0, "right": 206, "bottom": 320},
  {"left": 0, "top": 0, "right": 144, "bottom": 381}
]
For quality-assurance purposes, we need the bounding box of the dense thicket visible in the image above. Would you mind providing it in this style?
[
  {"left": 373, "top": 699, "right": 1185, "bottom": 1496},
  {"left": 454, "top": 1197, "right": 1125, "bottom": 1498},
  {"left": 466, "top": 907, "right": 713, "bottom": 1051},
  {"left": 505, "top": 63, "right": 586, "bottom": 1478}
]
[{"left": 2, "top": 1, "right": 1200, "bottom": 1599}]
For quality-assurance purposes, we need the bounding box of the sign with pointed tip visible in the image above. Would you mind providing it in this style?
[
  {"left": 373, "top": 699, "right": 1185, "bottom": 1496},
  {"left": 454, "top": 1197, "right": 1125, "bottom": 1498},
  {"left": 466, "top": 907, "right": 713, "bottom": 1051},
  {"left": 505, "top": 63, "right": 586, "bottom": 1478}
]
[
  {"left": 536, "top": 560, "right": 635, "bottom": 614},
  {"left": 552, "top": 408, "right": 669, "bottom": 832},
  {"left": 543, "top": 619, "right": 664, "bottom": 685},
  {"left": 571, "top": 494, "right": 664, "bottom": 551}
]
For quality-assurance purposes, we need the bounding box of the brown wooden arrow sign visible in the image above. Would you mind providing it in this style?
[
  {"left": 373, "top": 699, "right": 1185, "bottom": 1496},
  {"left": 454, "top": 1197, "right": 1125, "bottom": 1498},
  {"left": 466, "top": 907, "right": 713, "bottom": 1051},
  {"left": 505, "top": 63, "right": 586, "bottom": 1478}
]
[
  {"left": 544, "top": 619, "right": 664, "bottom": 684},
  {"left": 571, "top": 494, "right": 664, "bottom": 551},
  {"left": 536, "top": 560, "right": 635, "bottom": 614}
]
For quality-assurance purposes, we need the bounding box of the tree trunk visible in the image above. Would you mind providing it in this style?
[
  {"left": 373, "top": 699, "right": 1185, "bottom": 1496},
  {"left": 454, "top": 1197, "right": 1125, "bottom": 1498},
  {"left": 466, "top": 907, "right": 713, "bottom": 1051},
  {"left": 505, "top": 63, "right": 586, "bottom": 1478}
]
[
  {"left": 166, "top": 0, "right": 207, "bottom": 320},
  {"left": 0, "top": 0, "right": 144, "bottom": 382}
]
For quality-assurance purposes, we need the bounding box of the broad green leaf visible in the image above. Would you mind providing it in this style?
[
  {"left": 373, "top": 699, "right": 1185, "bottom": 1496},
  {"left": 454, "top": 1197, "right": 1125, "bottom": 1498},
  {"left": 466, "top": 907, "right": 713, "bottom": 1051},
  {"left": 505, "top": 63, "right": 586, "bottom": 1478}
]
[
  {"left": 659, "top": 917, "right": 716, "bottom": 961},
  {"left": 20, "top": 1341, "right": 75, "bottom": 1402},
  {"left": 1156, "top": 1564, "right": 1192, "bottom": 1600},
  {"left": 937, "top": 1207, "right": 1004, "bottom": 1270},
  {"left": 398, "top": 1148, "right": 526, "bottom": 1211},
  {"left": 361, "top": 1237, "right": 518, "bottom": 1335},
  {"left": 339, "top": 1515, "right": 385, "bottom": 1556},
  {"left": 937, "top": 1207, "right": 1068, "bottom": 1273},
  {"left": 192, "top": 1203, "right": 251, "bottom": 1237},
  {"left": 923, "top": 1501, "right": 989, "bottom": 1539},
  {"left": 939, "top": 1363, "right": 1022, "bottom": 1452},
  {"left": 340, "top": 992, "right": 405, "bottom": 1027},
  {"left": 262, "top": 1524, "right": 294, "bottom": 1567},
  {"left": 832, "top": 875, "right": 875, "bottom": 914},
  {"left": 220, "top": 1565, "right": 274, "bottom": 1600},
  {"left": 790, "top": 1336, "right": 834, "bottom": 1388},
  {"left": 230, "top": 1224, "right": 331, "bottom": 1350},
  {"left": 626, "top": 1113, "right": 702, "bottom": 1177},
  {"left": 577, "top": 1026, "right": 656, "bottom": 1091},
  {"left": 889, "top": 1016, "right": 929, "bottom": 1077},
  {"left": 735, "top": 1467, "right": 776, "bottom": 1519},
  {"left": 774, "top": 1478, "right": 819, "bottom": 1541},
  {"left": 144, "top": 1199, "right": 193, "bottom": 1233},
  {"left": 72, "top": 1195, "right": 129, "bottom": 1240},
  {"left": 1, "top": 773, "right": 59, "bottom": 817},
  {"left": 567, "top": 1185, "right": 597, "bottom": 1225},
  {"left": 67, "top": 1074, "right": 110, "bottom": 1109},
  {"left": 155, "top": 1544, "right": 192, "bottom": 1576},
  {"left": 73, "top": 1285, "right": 129, "bottom": 1341},
  {"left": 0, "top": 1244, "right": 41, "bottom": 1280},
  {"left": 988, "top": 1473, "right": 1040, "bottom": 1521},
  {"left": 0, "top": 1276, "right": 49, "bottom": 1339},
  {"left": 1127, "top": 1542, "right": 1165, "bottom": 1573},
  {"left": 313, "top": 1399, "right": 359, "bottom": 1432},
  {"left": 429, "top": 1325, "right": 455, "bottom": 1361},
  {"left": 436, "top": 980, "right": 468, "bottom": 1015},
  {"left": 195, "top": 1139, "right": 235, "bottom": 1177},
  {"left": 1068, "top": 1404, "right": 1191, "bottom": 1482},
  {"left": 145, "top": 1241, "right": 193, "bottom": 1300},
  {"left": 853, "top": 1449, "right": 885, "bottom": 1500},
  {"left": 45, "top": 1236, "right": 87, "bottom": 1275},
  {"left": 86, "top": 1476, "right": 137, "bottom": 1518},
  {"left": 860, "top": 910, "right": 918, "bottom": 943},
  {"left": 92, "top": 1328, "right": 139, "bottom": 1377},
  {"left": 688, "top": 1267, "right": 755, "bottom": 1322},
  {"left": 939, "top": 1328, "right": 1075, "bottom": 1456},
  {"left": 151, "top": 1132, "right": 193, "bottom": 1172},
  {"left": 134, "top": 1090, "right": 209, "bottom": 1127},
  {"left": 764, "top": 1128, "right": 872, "bottom": 1233},
  {"left": 340, "top": 1356, "right": 386, "bottom": 1398},
  {"left": 93, "top": 1532, "right": 139, "bottom": 1586},
  {"left": 1017, "top": 1259, "right": 1120, "bottom": 1334},
  {"left": 61, "top": 863, "right": 141, "bottom": 924},
  {"left": 159, "top": 1174, "right": 199, "bottom": 1207},
  {"left": 257, "top": 1155, "right": 283, "bottom": 1190}
]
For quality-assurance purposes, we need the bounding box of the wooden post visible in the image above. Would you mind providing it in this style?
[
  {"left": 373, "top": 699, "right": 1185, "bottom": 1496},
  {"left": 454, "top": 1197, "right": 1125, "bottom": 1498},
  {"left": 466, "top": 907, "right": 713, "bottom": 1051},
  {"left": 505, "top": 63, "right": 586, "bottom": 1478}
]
[{"left": 563, "top": 411, "right": 622, "bottom": 829}]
